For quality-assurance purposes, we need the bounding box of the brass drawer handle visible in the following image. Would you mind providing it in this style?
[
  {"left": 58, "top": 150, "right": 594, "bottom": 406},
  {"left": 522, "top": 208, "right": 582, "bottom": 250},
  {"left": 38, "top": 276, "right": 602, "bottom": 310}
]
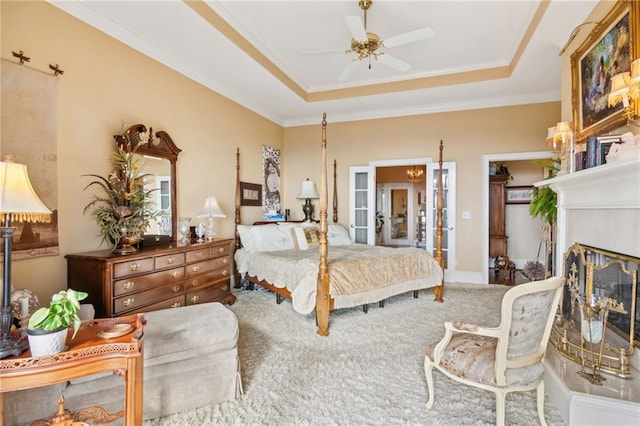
[
  {"left": 191, "top": 266, "right": 200, "bottom": 273},
  {"left": 166, "top": 257, "right": 175, "bottom": 264},
  {"left": 123, "top": 298, "right": 135, "bottom": 307},
  {"left": 123, "top": 281, "right": 135, "bottom": 290},
  {"left": 171, "top": 302, "right": 182, "bottom": 308},
  {"left": 222, "top": 285, "right": 229, "bottom": 292},
  {"left": 195, "top": 252, "right": 203, "bottom": 259},
  {"left": 221, "top": 270, "right": 228, "bottom": 276},
  {"left": 172, "top": 270, "right": 181, "bottom": 278},
  {"left": 190, "top": 295, "right": 200, "bottom": 304},
  {"left": 222, "top": 258, "right": 228, "bottom": 264},
  {"left": 172, "top": 285, "right": 180, "bottom": 293},
  {"left": 191, "top": 279, "right": 199, "bottom": 287},
  {"left": 129, "top": 263, "right": 140, "bottom": 272},
  {"left": 218, "top": 247, "right": 225, "bottom": 253}
]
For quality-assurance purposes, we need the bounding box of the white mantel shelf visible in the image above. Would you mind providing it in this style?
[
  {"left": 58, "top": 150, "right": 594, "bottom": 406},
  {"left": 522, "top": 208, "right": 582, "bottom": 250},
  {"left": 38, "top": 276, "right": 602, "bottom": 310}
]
[{"left": 535, "top": 156, "right": 640, "bottom": 210}]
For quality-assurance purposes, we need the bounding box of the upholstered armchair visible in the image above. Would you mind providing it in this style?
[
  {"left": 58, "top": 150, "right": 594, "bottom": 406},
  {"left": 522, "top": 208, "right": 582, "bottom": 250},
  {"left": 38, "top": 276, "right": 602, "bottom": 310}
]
[{"left": 425, "top": 277, "right": 563, "bottom": 425}]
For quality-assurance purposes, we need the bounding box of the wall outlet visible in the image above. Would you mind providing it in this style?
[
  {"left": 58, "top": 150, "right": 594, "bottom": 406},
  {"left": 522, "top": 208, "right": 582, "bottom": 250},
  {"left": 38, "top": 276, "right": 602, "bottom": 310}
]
[{"left": 462, "top": 211, "right": 471, "bottom": 219}]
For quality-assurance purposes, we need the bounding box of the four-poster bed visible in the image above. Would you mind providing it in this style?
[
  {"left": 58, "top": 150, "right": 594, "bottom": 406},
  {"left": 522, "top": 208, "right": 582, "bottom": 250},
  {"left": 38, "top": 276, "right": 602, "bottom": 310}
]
[{"left": 234, "top": 114, "right": 446, "bottom": 336}]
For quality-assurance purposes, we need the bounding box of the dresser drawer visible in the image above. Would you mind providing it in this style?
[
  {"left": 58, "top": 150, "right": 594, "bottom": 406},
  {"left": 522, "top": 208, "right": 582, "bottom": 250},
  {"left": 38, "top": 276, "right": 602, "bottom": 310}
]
[
  {"left": 113, "top": 267, "right": 184, "bottom": 297},
  {"left": 113, "top": 257, "right": 155, "bottom": 279},
  {"left": 185, "top": 257, "right": 228, "bottom": 277},
  {"left": 154, "top": 252, "right": 185, "bottom": 270},
  {"left": 185, "top": 247, "right": 211, "bottom": 263},
  {"left": 113, "top": 281, "right": 184, "bottom": 315},
  {"left": 131, "top": 294, "right": 185, "bottom": 313},
  {"left": 210, "top": 244, "right": 230, "bottom": 259},
  {"left": 185, "top": 268, "right": 230, "bottom": 289},
  {"left": 186, "top": 279, "right": 231, "bottom": 305}
]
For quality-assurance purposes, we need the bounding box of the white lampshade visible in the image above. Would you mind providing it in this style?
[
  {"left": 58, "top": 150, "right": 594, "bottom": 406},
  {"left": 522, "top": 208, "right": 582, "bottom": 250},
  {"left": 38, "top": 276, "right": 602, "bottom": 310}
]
[
  {"left": 297, "top": 179, "right": 319, "bottom": 200},
  {"left": 608, "top": 72, "right": 631, "bottom": 108},
  {"left": 0, "top": 155, "right": 51, "bottom": 223},
  {"left": 546, "top": 126, "right": 556, "bottom": 141},
  {"left": 198, "top": 196, "right": 226, "bottom": 218}
]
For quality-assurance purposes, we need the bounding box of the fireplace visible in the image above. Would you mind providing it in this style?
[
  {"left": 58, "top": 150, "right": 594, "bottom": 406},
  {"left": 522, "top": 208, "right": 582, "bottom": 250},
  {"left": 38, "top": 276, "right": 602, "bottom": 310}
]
[
  {"left": 538, "top": 155, "right": 640, "bottom": 425},
  {"left": 551, "top": 242, "right": 639, "bottom": 378}
]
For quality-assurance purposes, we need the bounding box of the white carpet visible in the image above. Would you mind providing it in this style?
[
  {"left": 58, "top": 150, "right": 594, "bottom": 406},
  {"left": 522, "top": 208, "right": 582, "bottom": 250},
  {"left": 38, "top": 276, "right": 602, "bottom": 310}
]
[{"left": 144, "top": 284, "right": 565, "bottom": 425}]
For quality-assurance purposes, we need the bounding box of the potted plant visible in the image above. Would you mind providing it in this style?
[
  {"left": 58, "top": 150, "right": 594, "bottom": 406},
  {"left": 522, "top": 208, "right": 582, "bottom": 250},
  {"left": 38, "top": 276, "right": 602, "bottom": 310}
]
[
  {"left": 525, "top": 159, "right": 559, "bottom": 279},
  {"left": 27, "top": 288, "right": 88, "bottom": 356},
  {"left": 83, "top": 125, "right": 162, "bottom": 253}
]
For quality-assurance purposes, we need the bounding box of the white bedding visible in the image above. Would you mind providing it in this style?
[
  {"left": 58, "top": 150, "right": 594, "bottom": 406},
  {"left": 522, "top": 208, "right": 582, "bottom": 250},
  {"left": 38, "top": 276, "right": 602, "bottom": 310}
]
[{"left": 235, "top": 243, "right": 443, "bottom": 314}]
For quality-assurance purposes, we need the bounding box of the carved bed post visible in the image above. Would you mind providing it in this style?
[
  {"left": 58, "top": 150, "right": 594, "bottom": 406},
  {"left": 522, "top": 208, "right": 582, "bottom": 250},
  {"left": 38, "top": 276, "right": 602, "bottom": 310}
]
[
  {"left": 433, "top": 140, "right": 445, "bottom": 302},
  {"left": 333, "top": 160, "right": 338, "bottom": 223},
  {"left": 234, "top": 147, "right": 242, "bottom": 289},
  {"left": 316, "top": 113, "right": 330, "bottom": 336}
]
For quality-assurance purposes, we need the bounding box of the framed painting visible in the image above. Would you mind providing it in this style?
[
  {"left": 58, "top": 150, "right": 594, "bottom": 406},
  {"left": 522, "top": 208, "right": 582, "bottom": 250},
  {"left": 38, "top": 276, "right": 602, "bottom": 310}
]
[
  {"left": 240, "top": 182, "right": 262, "bottom": 207},
  {"left": 505, "top": 186, "right": 534, "bottom": 205},
  {"left": 596, "top": 134, "right": 622, "bottom": 165},
  {"left": 571, "top": 0, "right": 639, "bottom": 143}
]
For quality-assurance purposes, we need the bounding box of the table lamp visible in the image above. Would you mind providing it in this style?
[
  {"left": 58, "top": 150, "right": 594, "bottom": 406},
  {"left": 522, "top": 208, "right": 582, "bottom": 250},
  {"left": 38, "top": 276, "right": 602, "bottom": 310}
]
[
  {"left": 0, "top": 155, "right": 52, "bottom": 359},
  {"left": 296, "top": 178, "right": 319, "bottom": 222},
  {"left": 198, "top": 196, "right": 226, "bottom": 241}
]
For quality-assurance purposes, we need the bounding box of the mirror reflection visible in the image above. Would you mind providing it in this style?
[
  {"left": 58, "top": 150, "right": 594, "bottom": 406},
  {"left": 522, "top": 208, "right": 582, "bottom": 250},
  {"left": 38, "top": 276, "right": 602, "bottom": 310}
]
[{"left": 115, "top": 124, "right": 181, "bottom": 246}]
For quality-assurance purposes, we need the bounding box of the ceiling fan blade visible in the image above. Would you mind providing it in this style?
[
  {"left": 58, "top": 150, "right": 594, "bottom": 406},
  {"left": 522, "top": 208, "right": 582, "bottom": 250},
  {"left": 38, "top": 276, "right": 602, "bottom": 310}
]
[
  {"left": 383, "top": 27, "right": 434, "bottom": 48},
  {"left": 337, "top": 60, "right": 361, "bottom": 82},
  {"left": 301, "top": 48, "right": 348, "bottom": 56},
  {"left": 377, "top": 54, "right": 411, "bottom": 73},
  {"left": 344, "top": 15, "right": 368, "bottom": 42}
]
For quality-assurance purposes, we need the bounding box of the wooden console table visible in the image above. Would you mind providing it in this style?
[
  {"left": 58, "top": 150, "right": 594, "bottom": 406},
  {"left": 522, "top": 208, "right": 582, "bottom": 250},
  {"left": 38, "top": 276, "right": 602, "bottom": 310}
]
[{"left": 0, "top": 313, "right": 145, "bottom": 425}]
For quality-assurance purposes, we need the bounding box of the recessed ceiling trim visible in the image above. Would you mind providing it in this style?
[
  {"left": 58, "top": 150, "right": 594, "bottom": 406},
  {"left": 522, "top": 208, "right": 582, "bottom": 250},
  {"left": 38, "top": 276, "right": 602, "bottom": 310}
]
[
  {"left": 191, "top": 0, "right": 547, "bottom": 104},
  {"left": 185, "top": 0, "right": 308, "bottom": 100},
  {"left": 306, "top": 66, "right": 511, "bottom": 102}
]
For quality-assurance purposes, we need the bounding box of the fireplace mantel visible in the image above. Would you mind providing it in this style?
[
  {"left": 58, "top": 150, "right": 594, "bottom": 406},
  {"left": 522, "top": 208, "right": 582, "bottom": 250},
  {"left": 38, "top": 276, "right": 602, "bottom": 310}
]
[
  {"left": 538, "top": 156, "right": 640, "bottom": 210},
  {"left": 536, "top": 156, "right": 640, "bottom": 425}
]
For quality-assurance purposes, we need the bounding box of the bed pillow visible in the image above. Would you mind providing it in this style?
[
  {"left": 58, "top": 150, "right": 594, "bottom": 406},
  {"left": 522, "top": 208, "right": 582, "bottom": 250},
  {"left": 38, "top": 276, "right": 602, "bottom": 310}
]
[
  {"left": 303, "top": 226, "right": 320, "bottom": 245},
  {"left": 327, "top": 223, "right": 352, "bottom": 245},
  {"left": 291, "top": 226, "right": 310, "bottom": 250},
  {"left": 237, "top": 224, "right": 296, "bottom": 252}
]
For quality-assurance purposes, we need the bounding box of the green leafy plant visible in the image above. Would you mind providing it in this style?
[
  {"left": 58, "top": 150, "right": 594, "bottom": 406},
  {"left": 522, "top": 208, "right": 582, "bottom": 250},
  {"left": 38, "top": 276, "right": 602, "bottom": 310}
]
[
  {"left": 83, "top": 128, "right": 162, "bottom": 247},
  {"left": 28, "top": 289, "right": 88, "bottom": 339},
  {"left": 529, "top": 159, "right": 559, "bottom": 225}
]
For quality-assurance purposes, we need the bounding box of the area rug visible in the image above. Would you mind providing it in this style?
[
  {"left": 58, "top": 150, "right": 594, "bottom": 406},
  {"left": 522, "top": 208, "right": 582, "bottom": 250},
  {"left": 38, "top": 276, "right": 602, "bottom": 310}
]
[{"left": 144, "top": 284, "right": 565, "bottom": 426}]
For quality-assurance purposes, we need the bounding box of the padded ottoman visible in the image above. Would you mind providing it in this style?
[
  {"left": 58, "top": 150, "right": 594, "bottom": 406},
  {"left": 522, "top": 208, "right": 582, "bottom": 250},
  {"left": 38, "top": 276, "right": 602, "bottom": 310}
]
[{"left": 6, "top": 302, "right": 243, "bottom": 425}]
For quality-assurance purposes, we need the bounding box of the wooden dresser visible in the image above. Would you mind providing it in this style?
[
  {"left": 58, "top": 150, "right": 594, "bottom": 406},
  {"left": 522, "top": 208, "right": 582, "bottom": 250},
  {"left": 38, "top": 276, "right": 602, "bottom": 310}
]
[{"left": 66, "top": 238, "right": 235, "bottom": 318}]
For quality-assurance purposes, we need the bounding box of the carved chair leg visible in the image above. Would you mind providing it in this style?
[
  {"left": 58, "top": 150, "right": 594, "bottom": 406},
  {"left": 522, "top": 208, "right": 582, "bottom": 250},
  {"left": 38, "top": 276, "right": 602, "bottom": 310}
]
[{"left": 424, "top": 357, "right": 435, "bottom": 410}]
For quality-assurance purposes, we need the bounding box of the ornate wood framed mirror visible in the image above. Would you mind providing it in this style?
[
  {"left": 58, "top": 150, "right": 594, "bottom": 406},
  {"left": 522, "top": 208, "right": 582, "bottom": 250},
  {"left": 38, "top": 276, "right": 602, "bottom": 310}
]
[{"left": 115, "top": 124, "right": 181, "bottom": 246}]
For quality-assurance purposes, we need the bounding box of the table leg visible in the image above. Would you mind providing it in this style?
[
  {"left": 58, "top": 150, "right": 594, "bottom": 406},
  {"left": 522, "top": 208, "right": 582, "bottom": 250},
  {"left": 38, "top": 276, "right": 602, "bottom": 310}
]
[{"left": 124, "top": 354, "right": 143, "bottom": 425}]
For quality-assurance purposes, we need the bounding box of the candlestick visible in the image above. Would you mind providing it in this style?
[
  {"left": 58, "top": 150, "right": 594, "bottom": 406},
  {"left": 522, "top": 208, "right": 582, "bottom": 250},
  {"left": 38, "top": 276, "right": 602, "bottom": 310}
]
[{"left": 21, "top": 297, "right": 28, "bottom": 318}]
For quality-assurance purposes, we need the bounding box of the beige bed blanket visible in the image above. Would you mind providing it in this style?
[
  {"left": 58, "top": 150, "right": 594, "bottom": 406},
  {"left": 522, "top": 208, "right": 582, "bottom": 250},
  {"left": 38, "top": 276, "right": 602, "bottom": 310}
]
[{"left": 235, "top": 244, "right": 443, "bottom": 314}]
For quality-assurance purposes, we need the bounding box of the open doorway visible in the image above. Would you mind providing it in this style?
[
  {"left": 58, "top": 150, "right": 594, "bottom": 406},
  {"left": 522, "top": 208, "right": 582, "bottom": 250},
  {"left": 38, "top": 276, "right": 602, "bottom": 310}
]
[{"left": 482, "top": 151, "right": 553, "bottom": 284}]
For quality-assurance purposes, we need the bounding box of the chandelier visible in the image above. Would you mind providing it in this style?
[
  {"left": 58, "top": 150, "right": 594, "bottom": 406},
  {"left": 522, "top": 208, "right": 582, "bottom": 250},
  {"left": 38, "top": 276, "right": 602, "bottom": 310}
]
[{"left": 407, "top": 166, "right": 424, "bottom": 183}]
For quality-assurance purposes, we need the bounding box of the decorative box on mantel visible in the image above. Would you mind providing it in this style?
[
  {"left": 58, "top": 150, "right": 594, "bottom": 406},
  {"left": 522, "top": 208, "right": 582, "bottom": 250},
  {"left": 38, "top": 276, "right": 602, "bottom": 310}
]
[
  {"left": 66, "top": 238, "right": 235, "bottom": 318},
  {"left": 535, "top": 156, "right": 640, "bottom": 425}
]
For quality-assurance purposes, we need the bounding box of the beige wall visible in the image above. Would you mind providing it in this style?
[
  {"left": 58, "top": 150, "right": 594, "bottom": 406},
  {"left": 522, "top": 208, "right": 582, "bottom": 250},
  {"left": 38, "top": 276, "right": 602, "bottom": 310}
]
[
  {"left": 282, "top": 103, "right": 560, "bottom": 273},
  {"left": 1, "top": 1, "right": 283, "bottom": 302},
  {"left": 2, "top": 1, "right": 570, "bottom": 303}
]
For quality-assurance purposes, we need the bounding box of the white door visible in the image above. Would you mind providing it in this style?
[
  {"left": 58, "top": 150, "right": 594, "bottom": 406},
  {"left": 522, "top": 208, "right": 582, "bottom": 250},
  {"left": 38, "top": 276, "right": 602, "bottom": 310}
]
[
  {"left": 349, "top": 166, "right": 376, "bottom": 244},
  {"left": 385, "top": 183, "right": 413, "bottom": 246},
  {"left": 426, "top": 162, "right": 457, "bottom": 280}
]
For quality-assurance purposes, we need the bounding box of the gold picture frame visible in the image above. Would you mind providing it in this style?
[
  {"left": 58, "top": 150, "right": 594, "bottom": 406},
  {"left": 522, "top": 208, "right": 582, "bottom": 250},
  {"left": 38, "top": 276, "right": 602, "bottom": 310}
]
[{"left": 571, "top": 0, "right": 639, "bottom": 143}]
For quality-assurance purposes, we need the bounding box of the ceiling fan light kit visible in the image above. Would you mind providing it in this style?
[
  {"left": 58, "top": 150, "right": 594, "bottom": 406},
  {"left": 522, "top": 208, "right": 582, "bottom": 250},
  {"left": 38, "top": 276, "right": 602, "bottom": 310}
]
[{"left": 334, "top": 0, "right": 434, "bottom": 81}]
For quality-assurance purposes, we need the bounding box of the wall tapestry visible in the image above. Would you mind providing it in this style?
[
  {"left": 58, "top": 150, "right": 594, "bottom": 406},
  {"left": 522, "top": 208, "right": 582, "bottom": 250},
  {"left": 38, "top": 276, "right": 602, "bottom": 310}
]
[
  {"left": 1, "top": 59, "right": 59, "bottom": 260},
  {"left": 262, "top": 145, "right": 281, "bottom": 214}
]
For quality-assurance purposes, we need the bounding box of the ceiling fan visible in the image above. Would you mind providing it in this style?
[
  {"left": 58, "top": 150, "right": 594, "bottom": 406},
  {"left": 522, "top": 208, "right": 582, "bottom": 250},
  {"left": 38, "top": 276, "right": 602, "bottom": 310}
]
[{"left": 325, "top": 0, "right": 435, "bottom": 81}]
